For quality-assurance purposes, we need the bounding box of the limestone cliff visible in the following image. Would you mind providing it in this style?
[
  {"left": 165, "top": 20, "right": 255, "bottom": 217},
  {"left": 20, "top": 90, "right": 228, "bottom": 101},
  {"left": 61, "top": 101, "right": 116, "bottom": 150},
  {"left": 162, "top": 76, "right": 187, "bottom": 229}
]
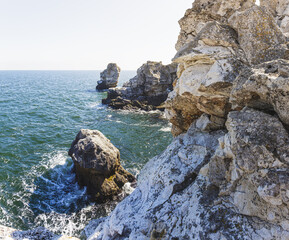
[{"left": 85, "top": 1, "right": 289, "bottom": 239}]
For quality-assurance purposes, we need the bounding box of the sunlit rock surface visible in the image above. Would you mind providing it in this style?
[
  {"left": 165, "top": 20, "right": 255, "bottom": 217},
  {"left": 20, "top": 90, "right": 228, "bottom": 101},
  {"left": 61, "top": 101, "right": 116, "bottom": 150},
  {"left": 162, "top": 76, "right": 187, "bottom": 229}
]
[
  {"left": 102, "top": 61, "right": 177, "bottom": 111},
  {"left": 96, "top": 63, "right": 121, "bottom": 90},
  {"left": 68, "top": 129, "right": 135, "bottom": 203}
]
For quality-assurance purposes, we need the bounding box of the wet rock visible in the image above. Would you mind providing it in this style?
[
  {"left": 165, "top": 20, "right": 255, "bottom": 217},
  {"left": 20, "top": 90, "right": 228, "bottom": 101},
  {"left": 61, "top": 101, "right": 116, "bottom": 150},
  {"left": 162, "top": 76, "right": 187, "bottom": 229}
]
[
  {"left": 96, "top": 63, "right": 121, "bottom": 90},
  {"left": 228, "top": 6, "right": 287, "bottom": 65},
  {"left": 102, "top": 61, "right": 177, "bottom": 111},
  {"left": 230, "top": 59, "right": 289, "bottom": 126},
  {"left": 68, "top": 129, "right": 136, "bottom": 203}
]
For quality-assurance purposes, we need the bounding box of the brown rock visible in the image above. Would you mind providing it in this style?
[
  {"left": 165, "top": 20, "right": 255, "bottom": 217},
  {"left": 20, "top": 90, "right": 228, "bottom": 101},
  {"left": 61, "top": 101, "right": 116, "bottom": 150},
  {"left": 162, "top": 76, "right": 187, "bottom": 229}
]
[{"left": 68, "top": 129, "right": 135, "bottom": 203}]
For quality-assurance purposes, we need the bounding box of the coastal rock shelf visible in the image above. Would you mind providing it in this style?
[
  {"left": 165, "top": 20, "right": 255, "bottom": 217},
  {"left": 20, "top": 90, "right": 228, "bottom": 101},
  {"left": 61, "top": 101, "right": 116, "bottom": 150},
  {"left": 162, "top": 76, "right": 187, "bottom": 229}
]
[
  {"left": 85, "top": 0, "right": 289, "bottom": 239},
  {"left": 96, "top": 63, "right": 121, "bottom": 90},
  {"left": 68, "top": 129, "right": 136, "bottom": 203},
  {"left": 102, "top": 61, "right": 177, "bottom": 111}
]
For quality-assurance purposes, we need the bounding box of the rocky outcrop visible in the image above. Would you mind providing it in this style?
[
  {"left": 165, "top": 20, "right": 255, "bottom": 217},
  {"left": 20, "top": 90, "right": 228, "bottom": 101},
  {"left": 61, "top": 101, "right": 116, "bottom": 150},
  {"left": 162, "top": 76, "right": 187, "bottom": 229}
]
[
  {"left": 175, "top": 0, "right": 256, "bottom": 51},
  {"left": 230, "top": 59, "right": 289, "bottom": 126},
  {"left": 102, "top": 61, "right": 177, "bottom": 111},
  {"left": 260, "top": 0, "right": 289, "bottom": 37},
  {"left": 86, "top": 109, "right": 289, "bottom": 240},
  {"left": 228, "top": 6, "right": 287, "bottom": 65},
  {"left": 96, "top": 63, "right": 121, "bottom": 90},
  {"left": 165, "top": 0, "right": 289, "bottom": 136},
  {"left": 165, "top": 20, "right": 246, "bottom": 136},
  {"left": 68, "top": 129, "right": 135, "bottom": 203}
]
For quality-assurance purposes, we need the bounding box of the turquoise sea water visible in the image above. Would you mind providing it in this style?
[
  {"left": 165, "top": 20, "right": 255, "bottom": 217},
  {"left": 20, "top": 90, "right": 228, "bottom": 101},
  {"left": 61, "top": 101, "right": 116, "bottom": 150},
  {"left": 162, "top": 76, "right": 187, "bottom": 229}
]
[{"left": 0, "top": 71, "right": 172, "bottom": 236}]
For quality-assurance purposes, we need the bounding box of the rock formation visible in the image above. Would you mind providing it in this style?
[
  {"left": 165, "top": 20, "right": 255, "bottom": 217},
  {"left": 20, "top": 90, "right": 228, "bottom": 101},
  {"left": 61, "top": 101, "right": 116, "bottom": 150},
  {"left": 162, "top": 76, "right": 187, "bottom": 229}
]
[
  {"left": 165, "top": 0, "right": 289, "bottom": 136},
  {"left": 102, "top": 61, "right": 177, "bottom": 111},
  {"left": 84, "top": 0, "right": 289, "bottom": 239},
  {"left": 96, "top": 63, "right": 121, "bottom": 90},
  {"left": 68, "top": 129, "right": 135, "bottom": 203},
  {"left": 260, "top": 0, "right": 289, "bottom": 37}
]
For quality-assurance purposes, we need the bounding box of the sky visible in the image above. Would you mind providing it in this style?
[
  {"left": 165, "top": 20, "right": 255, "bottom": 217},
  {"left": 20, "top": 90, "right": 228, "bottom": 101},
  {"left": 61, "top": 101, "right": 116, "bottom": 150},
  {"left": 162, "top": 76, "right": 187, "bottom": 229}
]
[{"left": 0, "top": 0, "right": 193, "bottom": 70}]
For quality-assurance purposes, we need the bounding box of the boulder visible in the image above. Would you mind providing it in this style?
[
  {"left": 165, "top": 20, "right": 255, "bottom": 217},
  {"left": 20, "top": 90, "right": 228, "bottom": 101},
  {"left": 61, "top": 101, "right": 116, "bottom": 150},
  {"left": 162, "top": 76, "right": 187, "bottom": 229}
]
[
  {"left": 230, "top": 59, "right": 289, "bottom": 126},
  {"left": 208, "top": 108, "right": 289, "bottom": 227},
  {"left": 68, "top": 129, "right": 135, "bottom": 203},
  {"left": 96, "top": 63, "right": 121, "bottom": 90},
  {"left": 228, "top": 6, "right": 287, "bottom": 65},
  {"left": 102, "top": 61, "right": 177, "bottom": 111},
  {"left": 176, "top": 0, "right": 255, "bottom": 51},
  {"left": 260, "top": 0, "right": 289, "bottom": 37}
]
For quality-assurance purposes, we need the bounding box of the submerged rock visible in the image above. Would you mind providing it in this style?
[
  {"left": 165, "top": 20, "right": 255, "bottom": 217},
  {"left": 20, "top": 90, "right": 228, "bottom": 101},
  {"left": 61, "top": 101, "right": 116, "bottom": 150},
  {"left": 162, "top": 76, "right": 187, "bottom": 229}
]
[
  {"left": 96, "top": 63, "right": 121, "bottom": 90},
  {"left": 102, "top": 61, "right": 177, "bottom": 111},
  {"left": 68, "top": 129, "right": 135, "bottom": 203}
]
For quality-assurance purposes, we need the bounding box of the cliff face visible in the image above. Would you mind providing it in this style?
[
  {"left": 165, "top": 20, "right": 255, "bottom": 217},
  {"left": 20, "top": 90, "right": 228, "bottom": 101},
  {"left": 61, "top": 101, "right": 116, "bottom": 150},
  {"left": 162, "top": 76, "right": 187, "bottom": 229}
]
[{"left": 86, "top": 0, "right": 289, "bottom": 239}]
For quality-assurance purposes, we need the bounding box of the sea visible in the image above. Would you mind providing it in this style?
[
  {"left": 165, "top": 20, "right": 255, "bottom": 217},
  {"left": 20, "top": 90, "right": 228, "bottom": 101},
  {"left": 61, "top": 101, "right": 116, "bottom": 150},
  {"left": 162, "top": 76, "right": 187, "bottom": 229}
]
[{"left": 0, "top": 70, "right": 172, "bottom": 236}]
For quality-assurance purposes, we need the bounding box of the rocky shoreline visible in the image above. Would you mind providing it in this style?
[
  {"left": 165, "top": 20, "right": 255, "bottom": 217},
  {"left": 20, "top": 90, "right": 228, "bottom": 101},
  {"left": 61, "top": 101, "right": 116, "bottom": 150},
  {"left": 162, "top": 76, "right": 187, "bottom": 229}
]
[
  {"left": 102, "top": 61, "right": 177, "bottom": 111},
  {"left": 4, "top": 0, "right": 289, "bottom": 239}
]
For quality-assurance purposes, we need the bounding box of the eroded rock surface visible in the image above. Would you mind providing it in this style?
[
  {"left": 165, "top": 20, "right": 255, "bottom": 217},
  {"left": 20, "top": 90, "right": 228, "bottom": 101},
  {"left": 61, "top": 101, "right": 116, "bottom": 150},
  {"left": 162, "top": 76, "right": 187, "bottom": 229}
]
[
  {"left": 166, "top": 0, "right": 289, "bottom": 136},
  {"left": 68, "top": 129, "right": 135, "bottom": 203},
  {"left": 96, "top": 63, "right": 121, "bottom": 90},
  {"left": 176, "top": 0, "right": 255, "bottom": 51},
  {"left": 228, "top": 6, "right": 287, "bottom": 65},
  {"left": 85, "top": 1, "right": 289, "bottom": 239},
  {"left": 165, "top": 20, "right": 245, "bottom": 136},
  {"left": 260, "top": 0, "right": 289, "bottom": 37},
  {"left": 102, "top": 61, "right": 177, "bottom": 111},
  {"left": 87, "top": 109, "right": 289, "bottom": 240},
  {"left": 230, "top": 59, "right": 289, "bottom": 126}
]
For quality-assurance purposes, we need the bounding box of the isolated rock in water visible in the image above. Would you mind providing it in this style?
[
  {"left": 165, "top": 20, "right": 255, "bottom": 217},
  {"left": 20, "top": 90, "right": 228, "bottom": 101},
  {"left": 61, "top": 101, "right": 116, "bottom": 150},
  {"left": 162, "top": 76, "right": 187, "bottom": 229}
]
[
  {"left": 230, "top": 59, "right": 289, "bottom": 126},
  {"left": 96, "top": 63, "right": 121, "bottom": 90},
  {"left": 87, "top": 109, "right": 289, "bottom": 239},
  {"left": 68, "top": 129, "right": 135, "bottom": 203},
  {"left": 165, "top": 21, "right": 245, "bottom": 136},
  {"left": 175, "top": 0, "right": 255, "bottom": 50},
  {"left": 102, "top": 61, "right": 177, "bottom": 110},
  {"left": 228, "top": 6, "right": 287, "bottom": 65}
]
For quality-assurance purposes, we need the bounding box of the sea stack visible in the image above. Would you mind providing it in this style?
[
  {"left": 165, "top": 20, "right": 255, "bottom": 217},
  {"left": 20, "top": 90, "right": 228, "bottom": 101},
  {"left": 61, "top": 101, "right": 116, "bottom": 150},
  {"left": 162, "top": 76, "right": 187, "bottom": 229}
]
[
  {"left": 102, "top": 61, "right": 177, "bottom": 111},
  {"left": 68, "top": 129, "right": 135, "bottom": 203},
  {"left": 96, "top": 63, "right": 121, "bottom": 90}
]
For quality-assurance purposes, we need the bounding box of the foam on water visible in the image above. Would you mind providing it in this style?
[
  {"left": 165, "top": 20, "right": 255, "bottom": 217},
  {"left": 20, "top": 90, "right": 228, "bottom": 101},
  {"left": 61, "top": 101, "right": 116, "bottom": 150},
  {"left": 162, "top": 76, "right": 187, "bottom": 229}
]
[{"left": 0, "top": 70, "right": 172, "bottom": 237}]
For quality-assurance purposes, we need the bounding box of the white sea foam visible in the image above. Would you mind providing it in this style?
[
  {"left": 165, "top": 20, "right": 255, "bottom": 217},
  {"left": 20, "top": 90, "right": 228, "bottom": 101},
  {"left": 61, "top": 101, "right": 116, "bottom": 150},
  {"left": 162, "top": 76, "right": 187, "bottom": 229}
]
[{"left": 159, "top": 126, "right": 171, "bottom": 132}]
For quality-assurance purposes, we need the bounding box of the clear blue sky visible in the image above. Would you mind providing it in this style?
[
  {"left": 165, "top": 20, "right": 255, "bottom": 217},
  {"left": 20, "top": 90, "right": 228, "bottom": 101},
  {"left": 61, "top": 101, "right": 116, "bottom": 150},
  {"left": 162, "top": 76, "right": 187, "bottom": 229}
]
[{"left": 0, "top": 0, "right": 193, "bottom": 70}]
